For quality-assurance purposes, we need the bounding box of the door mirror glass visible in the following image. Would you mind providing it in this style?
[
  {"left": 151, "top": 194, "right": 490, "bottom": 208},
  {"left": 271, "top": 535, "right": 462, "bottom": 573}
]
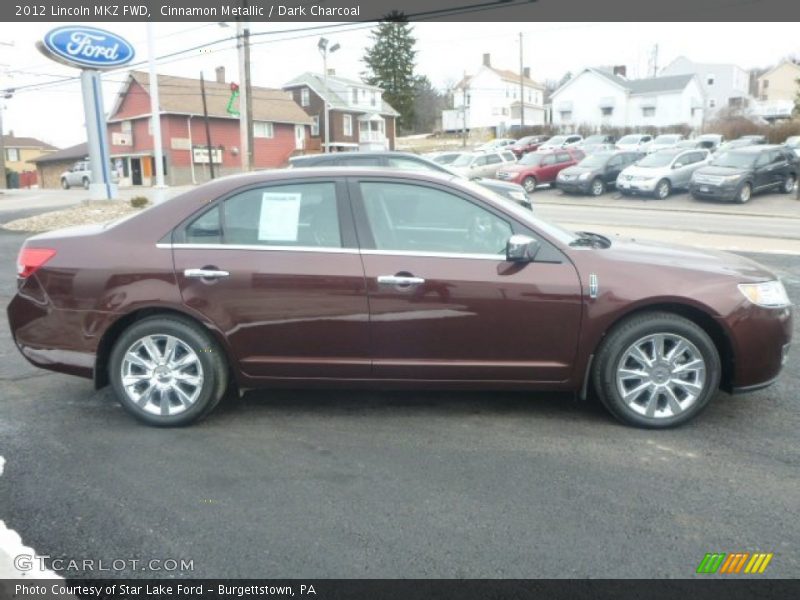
[{"left": 506, "top": 234, "right": 540, "bottom": 263}]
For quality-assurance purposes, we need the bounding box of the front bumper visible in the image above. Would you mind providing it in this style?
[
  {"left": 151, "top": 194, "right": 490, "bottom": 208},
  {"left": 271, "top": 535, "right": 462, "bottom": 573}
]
[
  {"left": 724, "top": 306, "right": 792, "bottom": 391},
  {"left": 689, "top": 183, "right": 739, "bottom": 202},
  {"left": 617, "top": 178, "right": 658, "bottom": 194},
  {"left": 556, "top": 179, "right": 592, "bottom": 194}
]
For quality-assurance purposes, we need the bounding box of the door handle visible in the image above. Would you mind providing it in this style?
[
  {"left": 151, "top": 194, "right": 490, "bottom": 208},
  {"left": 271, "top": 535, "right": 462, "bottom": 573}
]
[
  {"left": 377, "top": 275, "right": 425, "bottom": 287},
  {"left": 184, "top": 268, "right": 230, "bottom": 279}
]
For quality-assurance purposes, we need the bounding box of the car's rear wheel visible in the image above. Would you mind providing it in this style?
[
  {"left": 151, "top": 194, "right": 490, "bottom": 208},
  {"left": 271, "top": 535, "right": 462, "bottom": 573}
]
[
  {"left": 61, "top": 178, "right": 69, "bottom": 190},
  {"left": 109, "top": 316, "right": 229, "bottom": 426},
  {"left": 590, "top": 177, "right": 605, "bottom": 196},
  {"left": 736, "top": 182, "right": 752, "bottom": 203},
  {"left": 82, "top": 177, "right": 90, "bottom": 190},
  {"left": 654, "top": 179, "right": 671, "bottom": 199},
  {"left": 592, "top": 312, "right": 720, "bottom": 428},
  {"left": 522, "top": 176, "right": 537, "bottom": 193},
  {"left": 781, "top": 174, "right": 796, "bottom": 194}
]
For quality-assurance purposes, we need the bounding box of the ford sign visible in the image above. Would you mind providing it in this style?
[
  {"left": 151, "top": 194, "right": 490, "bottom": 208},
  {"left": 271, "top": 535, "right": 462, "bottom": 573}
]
[{"left": 41, "top": 26, "right": 134, "bottom": 69}]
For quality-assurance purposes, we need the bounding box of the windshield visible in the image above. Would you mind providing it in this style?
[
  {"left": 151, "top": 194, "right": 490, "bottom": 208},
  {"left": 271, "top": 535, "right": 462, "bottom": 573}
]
[
  {"left": 786, "top": 137, "right": 800, "bottom": 147},
  {"left": 515, "top": 136, "right": 534, "bottom": 145},
  {"left": 578, "top": 154, "right": 610, "bottom": 168},
  {"left": 519, "top": 153, "right": 545, "bottom": 166},
  {"left": 637, "top": 150, "right": 680, "bottom": 168},
  {"left": 617, "top": 135, "right": 641, "bottom": 145},
  {"left": 583, "top": 135, "right": 607, "bottom": 144},
  {"left": 712, "top": 151, "right": 757, "bottom": 169},
  {"left": 544, "top": 136, "right": 566, "bottom": 145},
  {"left": 655, "top": 135, "right": 680, "bottom": 144},
  {"left": 451, "top": 154, "right": 475, "bottom": 167}
]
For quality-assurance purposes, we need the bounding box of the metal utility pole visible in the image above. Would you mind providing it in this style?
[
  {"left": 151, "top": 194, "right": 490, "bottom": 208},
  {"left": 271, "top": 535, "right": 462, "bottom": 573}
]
[
  {"left": 200, "top": 72, "right": 215, "bottom": 180},
  {"left": 519, "top": 32, "right": 525, "bottom": 131},
  {"left": 318, "top": 37, "right": 340, "bottom": 153},
  {"left": 0, "top": 96, "right": 6, "bottom": 190},
  {"left": 461, "top": 70, "right": 468, "bottom": 148},
  {"left": 237, "top": 18, "right": 253, "bottom": 171},
  {"left": 147, "top": 23, "right": 166, "bottom": 199}
]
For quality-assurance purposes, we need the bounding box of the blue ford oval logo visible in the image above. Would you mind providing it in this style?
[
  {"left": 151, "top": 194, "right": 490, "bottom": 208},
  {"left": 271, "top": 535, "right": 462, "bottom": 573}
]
[{"left": 43, "top": 26, "right": 135, "bottom": 69}]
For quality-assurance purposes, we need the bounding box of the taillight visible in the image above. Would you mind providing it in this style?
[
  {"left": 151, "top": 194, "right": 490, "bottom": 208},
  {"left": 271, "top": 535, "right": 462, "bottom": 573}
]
[{"left": 17, "top": 247, "right": 56, "bottom": 278}]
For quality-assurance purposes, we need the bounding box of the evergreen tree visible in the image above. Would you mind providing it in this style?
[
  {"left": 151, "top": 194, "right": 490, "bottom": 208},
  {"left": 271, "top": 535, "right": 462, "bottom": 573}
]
[{"left": 362, "top": 14, "right": 418, "bottom": 131}]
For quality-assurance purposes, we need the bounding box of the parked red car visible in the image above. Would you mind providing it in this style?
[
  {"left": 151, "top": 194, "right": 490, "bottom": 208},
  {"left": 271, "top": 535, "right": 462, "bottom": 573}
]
[
  {"left": 496, "top": 148, "right": 585, "bottom": 192},
  {"left": 510, "top": 135, "right": 549, "bottom": 157},
  {"left": 7, "top": 169, "right": 792, "bottom": 429}
]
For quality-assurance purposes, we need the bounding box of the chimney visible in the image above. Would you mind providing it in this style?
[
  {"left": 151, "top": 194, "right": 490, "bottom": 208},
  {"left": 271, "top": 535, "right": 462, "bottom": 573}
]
[
  {"left": 523, "top": 67, "right": 530, "bottom": 79},
  {"left": 327, "top": 68, "right": 336, "bottom": 77},
  {"left": 482, "top": 53, "right": 491, "bottom": 67},
  {"left": 613, "top": 65, "right": 627, "bottom": 78},
  {"left": 215, "top": 66, "right": 225, "bottom": 84}
]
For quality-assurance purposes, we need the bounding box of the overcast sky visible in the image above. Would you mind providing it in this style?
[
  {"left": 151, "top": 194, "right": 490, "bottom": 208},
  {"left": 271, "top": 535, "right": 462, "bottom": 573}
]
[{"left": 1, "top": 21, "right": 798, "bottom": 148}]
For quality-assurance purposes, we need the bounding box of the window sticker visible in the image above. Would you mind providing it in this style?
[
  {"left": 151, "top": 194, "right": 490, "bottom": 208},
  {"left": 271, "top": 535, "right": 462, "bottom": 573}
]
[{"left": 258, "top": 192, "right": 302, "bottom": 241}]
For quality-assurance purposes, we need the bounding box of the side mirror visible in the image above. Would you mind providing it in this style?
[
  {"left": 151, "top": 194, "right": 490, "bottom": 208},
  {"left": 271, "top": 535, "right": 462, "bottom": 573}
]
[
  {"left": 673, "top": 163, "right": 684, "bottom": 169},
  {"left": 506, "top": 234, "right": 540, "bottom": 263}
]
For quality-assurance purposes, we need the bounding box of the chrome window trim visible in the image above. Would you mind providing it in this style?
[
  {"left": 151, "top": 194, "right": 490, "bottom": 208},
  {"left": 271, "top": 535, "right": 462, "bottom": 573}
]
[{"left": 360, "top": 249, "right": 503, "bottom": 261}]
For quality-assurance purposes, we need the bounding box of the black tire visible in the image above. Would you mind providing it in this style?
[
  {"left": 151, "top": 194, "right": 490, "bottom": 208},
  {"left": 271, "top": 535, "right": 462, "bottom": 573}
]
[
  {"left": 590, "top": 177, "right": 605, "bottom": 196},
  {"left": 736, "top": 182, "right": 752, "bottom": 204},
  {"left": 781, "top": 174, "right": 796, "bottom": 194},
  {"left": 61, "top": 178, "right": 70, "bottom": 190},
  {"left": 109, "top": 316, "right": 229, "bottom": 427},
  {"left": 522, "top": 176, "right": 537, "bottom": 193},
  {"left": 82, "top": 177, "right": 90, "bottom": 190},
  {"left": 592, "top": 312, "right": 721, "bottom": 429},
  {"left": 654, "top": 179, "right": 671, "bottom": 200}
]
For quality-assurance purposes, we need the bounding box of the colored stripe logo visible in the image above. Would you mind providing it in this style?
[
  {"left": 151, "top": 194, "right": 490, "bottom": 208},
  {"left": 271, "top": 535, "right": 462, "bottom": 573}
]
[{"left": 697, "top": 552, "right": 773, "bottom": 574}]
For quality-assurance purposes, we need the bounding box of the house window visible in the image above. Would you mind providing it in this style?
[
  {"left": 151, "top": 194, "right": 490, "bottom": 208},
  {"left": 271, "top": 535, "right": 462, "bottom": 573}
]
[
  {"left": 311, "top": 115, "right": 320, "bottom": 136},
  {"left": 708, "top": 98, "right": 716, "bottom": 108},
  {"left": 301, "top": 88, "right": 309, "bottom": 107},
  {"left": 254, "top": 121, "right": 274, "bottom": 138},
  {"left": 351, "top": 88, "right": 358, "bottom": 104},
  {"left": 762, "top": 79, "right": 769, "bottom": 89},
  {"left": 343, "top": 114, "right": 353, "bottom": 137},
  {"left": 371, "top": 92, "right": 377, "bottom": 107},
  {"left": 642, "top": 107, "right": 656, "bottom": 117},
  {"left": 294, "top": 124, "right": 305, "bottom": 150},
  {"left": 6, "top": 148, "right": 19, "bottom": 162},
  {"left": 601, "top": 107, "right": 613, "bottom": 116},
  {"left": 466, "top": 94, "right": 471, "bottom": 106},
  {"left": 560, "top": 111, "right": 572, "bottom": 122},
  {"left": 707, "top": 74, "right": 715, "bottom": 86}
]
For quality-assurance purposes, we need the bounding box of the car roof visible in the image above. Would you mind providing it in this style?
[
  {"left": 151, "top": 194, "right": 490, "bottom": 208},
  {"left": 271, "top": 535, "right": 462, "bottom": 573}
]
[{"left": 728, "top": 144, "right": 782, "bottom": 154}]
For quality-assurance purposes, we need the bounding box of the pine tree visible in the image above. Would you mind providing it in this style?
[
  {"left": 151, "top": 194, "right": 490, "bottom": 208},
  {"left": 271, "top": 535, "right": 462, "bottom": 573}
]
[{"left": 362, "top": 14, "right": 418, "bottom": 131}]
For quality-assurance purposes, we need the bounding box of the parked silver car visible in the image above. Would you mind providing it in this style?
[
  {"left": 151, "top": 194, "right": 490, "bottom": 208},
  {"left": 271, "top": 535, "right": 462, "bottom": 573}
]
[
  {"left": 537, "top": 134, "right": 583, "bottom": 152},
  {"left": 60, "top": 160, "right": 119, "bottom": 190},
  {"left": 449, "top": 150, "right": 518, "bottom": 178},
  {"left": 617, "top": 148, "right": 711, "bottom": 199},
  {"left": 616, "top": 134, "right": 654, "bottom": 153},
  {"left": 649, "top": 134, "right": 685, "bottom": 153},
  {"left": 784, "top": 136, "right": 800, "bottom": 158}
]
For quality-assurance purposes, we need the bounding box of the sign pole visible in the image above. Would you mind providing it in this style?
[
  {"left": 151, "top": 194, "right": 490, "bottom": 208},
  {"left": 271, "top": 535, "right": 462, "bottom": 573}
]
[
  {"left": 81, "top": 70, "right": 116, "bottom": 200},
  {"left": 147, "top": 23, "right": 166, "bottom": 202}
]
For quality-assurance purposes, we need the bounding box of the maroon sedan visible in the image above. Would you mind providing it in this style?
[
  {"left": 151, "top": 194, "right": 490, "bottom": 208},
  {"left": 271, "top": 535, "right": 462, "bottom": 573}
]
[
  {"left": 510, "top": 135, "right": 549, "bottom": 157},
  {"left": 496, "top": 148, "right": 585, "bottom": 192},
  {"left": 7, "top": 169, "right": 792, "bottom": 428}
]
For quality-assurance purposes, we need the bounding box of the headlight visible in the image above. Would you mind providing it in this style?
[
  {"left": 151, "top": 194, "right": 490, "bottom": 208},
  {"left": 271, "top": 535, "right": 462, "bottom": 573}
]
[
  {"left": 579, "top": 172, "right": 592, "bottom": 181},
  {"left": 738, "top": 280, "right": 791, "bottom": 308},
  {"left": 508, "top": 190, "right": 527, "bottom": 201},
  {"left": 723, "top": 174, "right": 742, "bottom": 183}
]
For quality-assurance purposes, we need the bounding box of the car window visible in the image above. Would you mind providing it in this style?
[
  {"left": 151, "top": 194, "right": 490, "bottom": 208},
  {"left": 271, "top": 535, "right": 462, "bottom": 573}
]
[
  {"left": 556, "top": 152, "right": 571, "bottom": 163},
  {"left": 337, "top": 156, "right": 383, "bottom": 167},
  {"left": 770, "top": 150, "right": 785, "bottom": 164},
  {"left": 386, "top": 157, "right": 434, "bottom": 171},
  {"left": 643, "top": 136, "right": 652, "bottom": 142},
  {"left": 221, "top": 182, "right": 341, "bottom": 248},
  {"left": 359, "top": 182, "right": 512, "bottom": 256},
  {"left": 185, "top": 205, "right": 222, "bottom": 244},
  {"left": 607, "top": 156, "right": 623, "bottom": 168},
  {"left": 754, "top": 153, "right": 769, "bottom": 168},
  {"left": 541, "top": 155, "right": 556, "bottom": 166},
  {"left": 502, "top": 151, "right": 516, "bottom": 162},
  {"left": 474, "top": 156, "right": 488, "bottom": 166},
  {"left": 690, "top": 151, "right": 707, "bottom": 164},
  {"left": 485, "top": 154, "right": 502, "bottom": 165}
]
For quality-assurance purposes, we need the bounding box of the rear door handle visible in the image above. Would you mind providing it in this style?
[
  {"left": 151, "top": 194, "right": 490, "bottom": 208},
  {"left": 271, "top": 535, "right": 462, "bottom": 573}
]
[
  {"left": 184, "top": 268, "right": 230, "bottom": 279},
  {"left": 377, "top": 275, "right": 425, "bottom": 287}
]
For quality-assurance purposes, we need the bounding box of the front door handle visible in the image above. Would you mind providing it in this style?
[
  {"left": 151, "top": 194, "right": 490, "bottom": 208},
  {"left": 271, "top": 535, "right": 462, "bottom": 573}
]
[
  {"left": 377, "top": 275, "right": 425, "bottom": 287},
  {"left": 184, "top": 268, "right": 230, "bottom": 279}
]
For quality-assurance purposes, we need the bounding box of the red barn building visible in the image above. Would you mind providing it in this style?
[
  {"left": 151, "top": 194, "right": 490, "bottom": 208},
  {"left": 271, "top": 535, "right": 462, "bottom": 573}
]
[{"left": 107, "top": 69, "right": 311, "bottom": 186}]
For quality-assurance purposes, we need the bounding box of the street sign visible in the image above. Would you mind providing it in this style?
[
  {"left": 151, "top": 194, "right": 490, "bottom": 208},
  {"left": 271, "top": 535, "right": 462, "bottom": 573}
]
[{"left": 40, "top": 26, "right": 134, "bottom": 69}]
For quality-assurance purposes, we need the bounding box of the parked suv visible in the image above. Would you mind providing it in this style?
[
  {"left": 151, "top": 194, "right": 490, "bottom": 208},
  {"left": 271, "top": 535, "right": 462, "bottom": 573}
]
[
  {"left": 649, "top": 134, "right": 685, "bottom": 153},
  {"left": 556, "top": 150, "right": 644, "bottom": 196},
  {"left": 616, "top": 134, "right": 654, "bottom": 153},
  {"left": 784, "top": 136, "right": 800, "bottom": 158},
  {"left": 60, "top": 160, "right": 119, "bottom": 190},
  {"left": 617, "top": 148, "right": 710, "bottom": 199},
  {"left": 579, "top": 135, "right": 616, "bottom": 155},
  {"left": 289, "top": 151, "right": 531, "bottom": 208},
  {"left": 537, "top": 135, "right": 583, "bottom": 152},
  {"left": 449, "top": 150, "right": 518, "bottom": 179},
  {"left": 690, "top": 145, "right": 799, "bottom": 203},
  {"left": 510, "top": 135, "right": 549, "bottom": 157},
  {"left": 496, "top": 148, "right": 585, "bottom": 192}
]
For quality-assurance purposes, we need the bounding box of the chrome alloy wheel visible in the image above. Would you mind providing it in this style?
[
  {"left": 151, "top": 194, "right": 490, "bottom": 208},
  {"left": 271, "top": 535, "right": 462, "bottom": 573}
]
[
  {"left": 120, "top": 334, "right": 204, "bottom": 416},
  {"left": 615, "top": 333, "right": 706, "bottom": 419}
]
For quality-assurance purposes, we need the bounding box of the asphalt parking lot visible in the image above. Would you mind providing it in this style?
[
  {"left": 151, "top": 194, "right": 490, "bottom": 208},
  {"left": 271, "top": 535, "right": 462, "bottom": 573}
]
[{"left": 0, "top": 210, "right": 798, "bottom": 579}]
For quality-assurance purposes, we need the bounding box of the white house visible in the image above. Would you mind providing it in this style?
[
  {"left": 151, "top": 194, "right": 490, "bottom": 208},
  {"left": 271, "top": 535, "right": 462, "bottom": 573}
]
[
  {"left": 442, "top": 53, "right": 545, "bottom": 134},
  {"left": 660, "top": 56, "right": 751, "bottom": 117},
  {"left": 549, "top": 67, "right": 705, "bottom": 130}
]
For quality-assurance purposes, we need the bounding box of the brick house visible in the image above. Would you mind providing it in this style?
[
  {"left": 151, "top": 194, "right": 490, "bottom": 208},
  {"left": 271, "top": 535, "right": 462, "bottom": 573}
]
[
  {"left": 107, "top": 69, "right": 311, "bottom": 186},
  {"left": 30, "top": 142, "right": 88, "bottom": 189},
  {"left": 283, "top": 72, "right": 398, "bottom": 152}
]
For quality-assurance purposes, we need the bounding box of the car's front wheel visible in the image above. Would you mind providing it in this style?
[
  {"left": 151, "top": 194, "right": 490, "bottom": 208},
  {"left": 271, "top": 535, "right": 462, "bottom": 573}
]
[
  {"left": 590, "top": 177, "right": 605, "bottom": 196},
  {"left": 736, "top": 182, "right": 752, "bottom": 203},
  {"left": 82, "top": 177, "right": 90, "bottom": 190},
  {"left": 781, "top": 174, "right": 796, "bottom": 194},
  {"left": 109, "top": 316, "right": 229, "bottom": 426},
  {"left": 61, "top": 178, "right": 70, "bottom": 190},
  {"left": 592, "top": 312, "right": 720, "bottom": 428},
  {"left": 654, "top": 179, "right": 671, "bottom": 199},
  {"left": 522, "top": 176, "right": 537, "bottom": 193}
]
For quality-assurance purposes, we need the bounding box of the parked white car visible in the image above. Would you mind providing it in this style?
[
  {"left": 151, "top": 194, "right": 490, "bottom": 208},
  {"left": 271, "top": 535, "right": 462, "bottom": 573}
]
[
  {"left": 616, "top": 134, "right": 654, "bottom": 153},
  {"left": 449, "top": 150, "right": 518, "bottom": 178},
  {"left": 537, "top": 134, "right": 583, "bottom": 152},
  {"left": 616, "top": 148, "right": 711, "bottom": 199},
  {"left": 60, "top": 160, "right": 119, "bottom": 190},
  {"left": 649, "top": 134, "right": 685, "bottom": 153},
  {"left": 423, "top": 151, "right": 468, "bottom": 166},
  {"left": 785, "top": 136, "right": 800, "bottom": 158},
  {"left": 476, "top": 138, "right": 516, "bottom": 152}
]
